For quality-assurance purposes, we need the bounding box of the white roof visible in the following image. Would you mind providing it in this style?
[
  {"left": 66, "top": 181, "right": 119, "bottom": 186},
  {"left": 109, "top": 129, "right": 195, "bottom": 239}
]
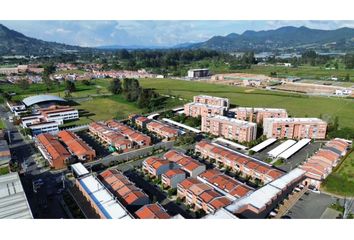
[
  {"left": 268, "top": 140, "right": 297, "bottom": 158},
  {"left": 250, "top": 138, "right": 277, "bottom": 152},
  {"left": 79, "top": 175, "right": 131, "bottom": 219},
  {"left": 278, "top": 139, "right": 311, "bottom": 159},
  {"left": 0, "top": 173, "right": 33, "bottom": 219},
  {"left": 185, "top": 102, "right": 226, "bottom": 109},
  {"left": 208, "top": 115, "right": 257, "bottom": 127},
  {"left": 71, "top": 163, "right": 89, "bottom": 177},
  {"left": 215, "top": 137, "right": 248, "bottom": 150},
  {"left": 147, "top": 113, "right": 160, "bottom": 119},
  {"left": 162, "top": 118, "right": 201, "bottom": 133},
  {"left": 230, "top": 107, "right": 287, "bottom": 113},
  {"left": 269, "top": 168, "right": 306, "bottom": 190},
  {"left": 226, "top": 168, "right": 305, "bottom": 213},
  {"left": 203, "top": 208, "right": 238, "bottom": 219},
  {"left": 22, "top": 95, "right": 66, "bottom": 106},
  {"left": 264, "top": 117, "right": 326, "bottom": 124}
]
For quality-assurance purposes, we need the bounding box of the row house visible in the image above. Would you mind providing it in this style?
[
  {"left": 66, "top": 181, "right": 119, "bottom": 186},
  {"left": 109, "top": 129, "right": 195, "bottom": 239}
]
[
  {"left": 106, "top": 119, "right": 151, "bottom": 146},
  {"left": 135, "top": 203, "right": 171, "bottom": 219},
  {"left": 58, "top": 130, "right": 96, "bottom": 162},
  {"left": 231, "top": 107, "right": 288, "bottom": 124},
  {"left": 99, "top": 169, "right": 149, "bottom": 206},
  {"left": 195, "top": 141, "right": 283, "bottom": 183},
  {"left": 163, "top": 150, "right": 206, "bottom": 178},
  {"left": 300, "top": 139, "right": 349, "bottom": 189},
  {"left": 162, "top": 169, "right": 186, "bottom": 189},
  {"left": 184, "top": 102, "right": 226, "bottom": 118},
  {"left": 35, "top": 133, "right": 71, "bottom": 169},
  {"left": 177, "top": 178, "right": 231, "bottom": 214},
  {"left": 201, "top": 115, "right": 257, "bottom": 143},
  {"left": 263, "top": 118, "right": 327, "bottom": 139},
  {"left": 198, "top": 169, "right": 253, "bottom": 199},
  {"left": 142, "top": 156, "right": 176, "bottom": 178},
  {"left": 146, "top": 120, "right": 180, "bottom": 140}
]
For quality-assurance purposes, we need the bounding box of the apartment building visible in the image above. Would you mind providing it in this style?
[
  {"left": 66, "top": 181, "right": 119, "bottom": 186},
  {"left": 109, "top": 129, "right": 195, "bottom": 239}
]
[
  {"left": 135, "top": 203, "right": 171, "bottom": 219},
  {"left": 146, "top": 120, "right": 179, "bottom": 140},
  {"left": 202, "top": 115, "right": 257, "bottom": 142},
  {"left": 162, "top": 169, "right": 186, "bottom": 189},
  {"left": 263, "top": 118, "right": 327, "bottom": 139},
  {"left": 57, "top": 130, "right": 96, "bottom": 162},
  {"left": 177, "top": 178, "right": 232, "bottom": 214},
  {"left": 193, "top": 95, "right": 229, "bottom": 109},
  {"left": 231, "top": 107, "right": 288, "bottom": 123},
  {"left": 99, "top": 170, "right": 149, "bottom": 206},
  {"left": 184, "top": 103, "right": 226, "bottom": 118},
  {"left": 163, "top": 150, "right": 206, "bottom": 178},
  {"left": 195, "top": 140, "right": 283, "bottom": 183},
  {"left": 35, "top": 133, "right": 71, "bottom": 169}
]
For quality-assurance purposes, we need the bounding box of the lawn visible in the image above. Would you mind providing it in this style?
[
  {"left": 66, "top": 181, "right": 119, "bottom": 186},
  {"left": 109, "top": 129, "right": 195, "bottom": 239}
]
[
  {"left": 0, "top": 166, "right": 9, "bottom": 175},
  {"left": 0, "top": 119, "right": 5, "bottom": 129},
  {"left": 321, "top": 150, "right": 354, "bottom": 196},
  {"left": 139, "top": 78, "right": 354, "bottom": 130},
  {"left": 235, "top": 65, "right": 354, "bottom": 81}
]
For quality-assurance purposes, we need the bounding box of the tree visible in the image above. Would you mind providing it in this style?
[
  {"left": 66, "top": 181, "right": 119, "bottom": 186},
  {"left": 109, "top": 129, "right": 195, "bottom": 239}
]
[
  {"left": 344, "top": 54, "right": 354, "bottom": 69},
  {"left": 65, "top": 80, "right": 76, "bottom": 93},
  {"left": 122, "top": 78, "right": 141, "bottom": 101},
  {"left": 42, "top": 74, "right": 53, "bottom": 90},
  {"left": 109, "top": 78, "right": 122, "bottom": 95},
  {"left": 344, "top": 74, "right": 350, "bottom": 82},
  {"left": 18, "top": 79, "right": 29, "bottom": 90}
]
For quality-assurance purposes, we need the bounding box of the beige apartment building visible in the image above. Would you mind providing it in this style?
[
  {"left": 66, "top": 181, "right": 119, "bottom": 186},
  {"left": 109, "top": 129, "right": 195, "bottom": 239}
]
[
  {"left": 184, "top": 103, "right": 226, "bottom": 118},
  {"left": 263, "top": 118, "right": 327, "bottom": 139},
  {"left": 201, "top": 115, "right": 257, "bottom": 142},
  {"left": 231, "top": 107, "right": 288, "bottom": 123},
  {"left": 193, "top": 95, "right": 230, "bottom": 109}
]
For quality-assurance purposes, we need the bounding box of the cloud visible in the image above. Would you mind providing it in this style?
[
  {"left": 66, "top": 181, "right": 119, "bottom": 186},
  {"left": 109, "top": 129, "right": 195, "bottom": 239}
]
[{"left": 0, "top": 20, "right": 353, "bottom": 47}]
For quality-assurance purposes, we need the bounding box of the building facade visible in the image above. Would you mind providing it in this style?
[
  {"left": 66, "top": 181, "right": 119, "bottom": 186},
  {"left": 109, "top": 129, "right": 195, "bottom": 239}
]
[{"left": 231, "top": 107, "right": 288, "bottom": 123}]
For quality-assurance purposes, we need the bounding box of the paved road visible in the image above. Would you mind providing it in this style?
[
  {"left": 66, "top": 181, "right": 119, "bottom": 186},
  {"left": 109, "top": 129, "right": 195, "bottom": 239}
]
[{"left": 0, "top": 105, "right": 68, "bottom": 219}]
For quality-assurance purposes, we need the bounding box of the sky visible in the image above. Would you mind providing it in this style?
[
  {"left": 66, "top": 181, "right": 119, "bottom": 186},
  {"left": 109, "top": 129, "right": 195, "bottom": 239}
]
[{"left": 1, "top": 20, "right": 354, "bottom": 47}]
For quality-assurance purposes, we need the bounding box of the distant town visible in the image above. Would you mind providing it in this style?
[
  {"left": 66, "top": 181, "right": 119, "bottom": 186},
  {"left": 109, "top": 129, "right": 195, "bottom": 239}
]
[{"left": 0, "top": 23, "right": 354, "bottom": 220}]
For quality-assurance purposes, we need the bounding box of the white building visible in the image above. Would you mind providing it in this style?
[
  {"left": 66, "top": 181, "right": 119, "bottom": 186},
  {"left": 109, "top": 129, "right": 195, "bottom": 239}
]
[
  {"left": 187, "top": 68, "right": 210, "bottom": 78},
  {"left": 28, "top": 121, "right": 59, "bottom": 135}
]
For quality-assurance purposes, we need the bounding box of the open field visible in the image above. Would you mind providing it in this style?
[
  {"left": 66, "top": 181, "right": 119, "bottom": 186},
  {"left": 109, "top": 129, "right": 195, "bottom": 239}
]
[
  {"left": 235, "top": 65, "right": 354, "bottom": 81},
  {"left": 322, "top": 150, "right": 354, "bottom": 196},
  {"left": 140, "top": 78, "right": 354, "bottom": 130}
]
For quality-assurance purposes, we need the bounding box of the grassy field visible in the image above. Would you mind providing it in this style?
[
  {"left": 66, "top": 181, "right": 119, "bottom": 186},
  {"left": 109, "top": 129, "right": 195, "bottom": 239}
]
[
  {"left": 139, "top": 78, "right": 354, "bottom": 130},
  {"left": 322, "top": 150, "right": 354, "bottom": 196},
  {"left": 232, "top": 65, "right": 354, "bottom": 81},
  {"left": 0, "top": 166, "right": 9, "bottom": 175},
  {"left": 0, "top": 119, "right": 5, "bottom": 129}
]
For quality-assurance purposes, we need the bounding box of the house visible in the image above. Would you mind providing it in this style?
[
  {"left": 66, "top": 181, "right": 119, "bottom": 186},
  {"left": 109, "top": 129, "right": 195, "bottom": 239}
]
[
  {"left": 163, "top": 150, "right": 206, "bottom": 178},
  {"left": 146, "top": 120, "right": 179, "bottom": 140},
  {"left": 162, "top": 169, "right": 186, "bottom": 188},
  {"left": 142, "top": 156, "right": 173, "bottom": 177},
  {"left": 35, "top": 133, "right": 71, "bottom": 169},
  {"left": 134, "top": 116, "right": 151, "bottom": 128},
  {"left": 135, "top": 203, "right": 171, "bottom": 219},
  {"left": 57, "top": 130, "right": 96, "bottom": 162}
]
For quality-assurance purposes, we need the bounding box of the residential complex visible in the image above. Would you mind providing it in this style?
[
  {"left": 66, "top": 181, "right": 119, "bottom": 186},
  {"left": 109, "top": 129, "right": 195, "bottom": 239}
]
[
  {"left": 201, "top": 115, "right": 257, "bottom": 142},
  {"left": 263, "top": 118, "right": 327, "bottom": 139},
  {"left": 146, "top": 120, "right": 180, "bottom": 140},
  {"left": 162, "top": 169, "right": 186, "bottom": 188},
  {"left": 195, "top": 140, "right": 283, "bottom": 183},
  {"left": 35, "top": 133, "right": 71, "bottom": 169},
  {"left": 193, "top": 95, "right": 229, "bottom": 109},
  {"left": 163, "top": 150, "right": 206, "bottom": 178},
  {"left": 230, "top": 107, "right": 288, "bottom": 123},
  {"left": 135, "top": 203, "right": 171, "bottom": 219},
  {"left": 143, "top": 156, "right": 174, "bottom": 177},
  {"left": 58, "top": 130, "right": 96, "bottom": 162},
  {"left": 99, "top": 169, "right": 150, "bottom": 206},
  {"left": 177, "top": 178, "right": 232, "bottom": 214}
]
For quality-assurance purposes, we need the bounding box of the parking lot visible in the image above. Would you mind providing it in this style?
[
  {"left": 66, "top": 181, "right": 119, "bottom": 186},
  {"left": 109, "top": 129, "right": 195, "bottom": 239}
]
[{"left": 253, "top": 141, "right": 322, "bottom": 172}]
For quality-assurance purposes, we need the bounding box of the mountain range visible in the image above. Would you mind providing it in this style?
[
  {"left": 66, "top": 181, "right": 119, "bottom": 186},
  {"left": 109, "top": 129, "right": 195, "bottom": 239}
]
[{"left": 1, "top": 23, "right": 354, "bottom": 56}]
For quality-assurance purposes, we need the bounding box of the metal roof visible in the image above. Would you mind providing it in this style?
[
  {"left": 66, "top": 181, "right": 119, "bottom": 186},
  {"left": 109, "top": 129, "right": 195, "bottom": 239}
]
[
  {"left": 268, "top": 140, "right": 297, "bottom": 158},
  {"left": 277, "top": 139, "right": 311, "bottom": 159},
  {"left": 0, "top": 172, "right": 33, "bottom": 219},
  {"left": 162, "top": 118, "right": 201, "bottom": 133},
  {"left": 78, "top": 175, "right": 132, "bottom": 219},
  {"left": 250, "top": 138, "right": 277, "bottom": 152},
  {"left": 22, "top": 95, "right": 67, "bottom": 106},
  {"left": 71, "top": 163, "right": 89, "bottom": 177}
]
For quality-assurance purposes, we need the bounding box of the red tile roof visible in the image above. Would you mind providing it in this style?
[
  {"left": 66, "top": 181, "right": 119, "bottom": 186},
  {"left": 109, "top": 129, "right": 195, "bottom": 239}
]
[{"left": 135, "top": 204, "right": 170, "bottom": 219}]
